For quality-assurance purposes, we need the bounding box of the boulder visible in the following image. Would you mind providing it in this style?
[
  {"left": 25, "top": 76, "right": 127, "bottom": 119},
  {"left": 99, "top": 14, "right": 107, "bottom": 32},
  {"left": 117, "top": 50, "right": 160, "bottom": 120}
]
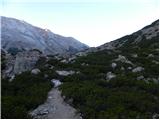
[
  {"left": 152, "top": 60, "right": 158, "bottom": 64},
  {"left": 152, "top": 113, "right": 159, "bottom": 119},
  {"left": 148, "top": 54, "right": 154, "bottom": 58},
  {"left": 132, "top": 67, "right": 144, "bottom": 73},
  {"left": 44, "top": 74, "right": 48, "bottom": 78},
  {"left": 31, "top": 68, "right": 41, "bottom": 75},
  {"left": 115, "top": 55, "right": 133, "bottom": 65},
  {"left": 121, "top": 67, "right": 125, "bottom": 70},
  {"left": 106, "top": 72, "right": 116, "bottom": 81},
  {"left": 56, "top": 70, "right": 75, "bottom": 76},
  {"left": 9, "top": 75, "right": 15, "bottom": 82},
  {"left": 137, "top": 75, "right": 144, "bottom": 80},
  {"left": 51, "top": 79, "right": 62, "bottom": 87},
  {"left": 111, "top": 63, "right": 117, "bottom": 69},
  {"left": 128, "top": 67, "right": 132, "bottom": 70},
  {"left": 132, "top": 54, "right": 138, "bottom": 58}
]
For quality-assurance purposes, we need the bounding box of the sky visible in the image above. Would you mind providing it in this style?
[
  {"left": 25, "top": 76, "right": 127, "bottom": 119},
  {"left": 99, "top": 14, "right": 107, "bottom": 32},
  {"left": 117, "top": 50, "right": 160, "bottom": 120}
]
[{"left": 0, "top": 0, "right": 159, "bottom": 47}]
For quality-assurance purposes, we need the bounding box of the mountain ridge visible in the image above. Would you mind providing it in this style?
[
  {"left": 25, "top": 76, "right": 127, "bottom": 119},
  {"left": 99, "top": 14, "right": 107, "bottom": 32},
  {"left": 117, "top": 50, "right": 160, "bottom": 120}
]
[{"left": 1, "top": 16, "right": 88, "bottom": 56}]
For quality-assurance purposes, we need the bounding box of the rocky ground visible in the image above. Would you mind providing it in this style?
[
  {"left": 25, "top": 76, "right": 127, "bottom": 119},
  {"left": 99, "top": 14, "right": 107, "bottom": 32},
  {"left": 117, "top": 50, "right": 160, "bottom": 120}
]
[{"left": 29, "top": 88, "right": 81, "bottom": 119}]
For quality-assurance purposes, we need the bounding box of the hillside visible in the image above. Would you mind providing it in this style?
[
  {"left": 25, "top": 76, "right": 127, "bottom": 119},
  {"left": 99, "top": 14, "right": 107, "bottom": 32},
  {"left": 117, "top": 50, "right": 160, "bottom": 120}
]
[{"left": 1, "top": 20, "right": 159, "bottom": 119}]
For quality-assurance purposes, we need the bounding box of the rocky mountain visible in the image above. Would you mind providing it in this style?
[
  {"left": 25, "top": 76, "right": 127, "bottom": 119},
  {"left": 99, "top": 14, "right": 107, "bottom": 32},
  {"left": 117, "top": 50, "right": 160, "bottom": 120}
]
[
  {"left": 77, "top": 20, "right": 159, "bottom": 55},
  {"left": 1, "top": 20, "right": 159, "bottom": 119},
  {"left": 1, "top": 16, "right": 88, "bottom": 56}
]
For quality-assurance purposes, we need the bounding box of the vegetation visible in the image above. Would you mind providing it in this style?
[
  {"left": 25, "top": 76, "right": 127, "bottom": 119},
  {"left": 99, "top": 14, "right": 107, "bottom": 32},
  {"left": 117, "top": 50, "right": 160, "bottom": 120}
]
[
  {"left": 1, "top": 72, "right": 52, "bottom": 118},
  {"left": 59, "top": 50, "right": 159, "bottom": 118}
]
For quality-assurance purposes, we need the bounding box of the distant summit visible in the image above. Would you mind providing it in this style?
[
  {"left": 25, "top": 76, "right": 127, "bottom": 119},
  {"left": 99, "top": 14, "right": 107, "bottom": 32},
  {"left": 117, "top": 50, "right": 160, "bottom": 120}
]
[{"left": 1, "top": 16, "right": 88, "bottom": 56}]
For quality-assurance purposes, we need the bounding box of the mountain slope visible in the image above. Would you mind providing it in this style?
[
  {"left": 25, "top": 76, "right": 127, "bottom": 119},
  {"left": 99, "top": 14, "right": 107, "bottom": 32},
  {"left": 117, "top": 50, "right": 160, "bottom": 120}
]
[
  {"left": 1, "top": 16, "right": 88, "bottom": 56},
  {"left": 57, "top": 20, "right": 159, "bottom": 118},
  {"left": 1, "top": 20, "right": 159, "bottom": 119}
]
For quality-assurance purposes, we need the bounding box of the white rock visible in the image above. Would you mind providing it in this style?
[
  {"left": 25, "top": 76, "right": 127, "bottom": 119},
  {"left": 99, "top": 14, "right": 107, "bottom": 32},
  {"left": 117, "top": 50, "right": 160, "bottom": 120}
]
[
  {"left": 111, "top": 63, "right": 117, "bottom": 69},
  {"left": 68, "top": 56, "right": 76, "bottom": 62},
  {"left": 145, "top": 78, "right": 158, "bottom": 83},
  {"left": 148, "top": 54, "right": 154, "bottom": 58},
  {"left": 137, "top": 76, "right": 144, "bottom": 80},
  {"left": 9, "top": 75, "right": 15, "bottom": 82},
  {"left": 106, "top": 72, "right": 116, "bottom": 81},
  {"left": 132, "top": 67, "right": 144, "bottom": 73},
  {"left": 115, "top": 55, "right": 133, "bottom": 65},
  {"left": 81, "top": 63, "right": 89, "bottom": 66},
  {"left": 60, "top": 59, "right": 68, "bottom": 63},
  {"left": 51, "top": 79, "right": 62, "bottom": 87},
  {"left": 152, "top": 60, "right": 159, "bottom": 64},
  {"left": 31, "top": 68, "right": 41, "bottom": 75},
  {"left": 39, "top": 109, "right": 49, "bottom": 115},
  {"left": 132, "top": 54, "right": 138, "bottom": 58},
  {"left": 56, "top": 70, "right": 75, "bottom": 76},
  {"left": 152, "top": 113, "right": 159, "bottom": 119},
  {"left": 128, "top": 67, "right": 132, "bottom": 70}
]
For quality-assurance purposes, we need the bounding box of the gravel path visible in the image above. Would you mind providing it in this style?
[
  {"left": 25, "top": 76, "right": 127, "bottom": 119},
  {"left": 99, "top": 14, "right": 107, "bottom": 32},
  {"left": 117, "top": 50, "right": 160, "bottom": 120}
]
[{"left": 29, "top": 88, "right": 81, "bottom": 119}]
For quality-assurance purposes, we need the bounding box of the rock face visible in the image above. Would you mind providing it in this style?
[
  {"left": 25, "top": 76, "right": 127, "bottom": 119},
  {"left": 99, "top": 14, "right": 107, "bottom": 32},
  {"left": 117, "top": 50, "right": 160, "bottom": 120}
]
[
  {"left": 1, "top": 16, "right": 88, "bottom": 56},
  {"left": 14, "top": 51, "right": 41, "bottom": 74},
  {"left": 2, "top": 50, "right": 41, "bottom": 78}
]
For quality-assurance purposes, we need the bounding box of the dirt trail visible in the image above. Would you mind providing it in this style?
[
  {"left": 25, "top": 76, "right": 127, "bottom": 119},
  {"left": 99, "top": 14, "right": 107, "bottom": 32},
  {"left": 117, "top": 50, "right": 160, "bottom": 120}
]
[{"left": 29, "top": 88, "right": 81, "bottom": 119}]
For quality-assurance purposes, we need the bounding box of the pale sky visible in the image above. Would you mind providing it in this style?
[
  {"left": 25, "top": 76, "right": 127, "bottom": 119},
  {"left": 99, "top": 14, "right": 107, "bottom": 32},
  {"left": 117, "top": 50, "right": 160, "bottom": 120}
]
[{"left": 0, "top": 0, "right": 159, "bottom": 47}]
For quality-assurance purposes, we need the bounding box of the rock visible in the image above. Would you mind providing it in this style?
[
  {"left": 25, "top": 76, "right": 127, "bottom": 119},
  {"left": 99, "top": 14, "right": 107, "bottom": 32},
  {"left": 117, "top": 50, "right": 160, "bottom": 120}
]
[
  {"left": 51, "top": 79, "right": 62, "bottom": 87},
  {"left": 76, "top": 71, "right": 80, "bottom": 74},
  {"left": 48, "top": 96, "right": 52, "bottom": 99},
  {"left": 81, "top": 63, "right": 89, "bottom": 66},
  {"left": 76, "top": 52, "right": 87, "bottom": 57},
  {"left": 111, "top": 63, "right": 117, "bottom": 69},
  {"left": 44, "top": 74, "right": 48, "bottom": 78},
  {"left": 49, "top": 66, "right": 54, "bottom": 70},
  {"left": 152, "top": 78, "right": 158, "bottom": 83},
  {"left": 145, "top": 78, "right": 158, "bottom": 83},
  {"left": 67, "top": 98, "right": 73, "bottom": 104},
  {"left": 38, "top": 109, "right": 49, "bottom": 115},
  {"left": 29, "top": 88, "right": 81, "bottom": 119},
  {"left": 148, "top": 54, "right": 154, "bottom": 58},
  {"left": 31, "top": 68, "right": 41, "bottom": 75},
  {"left": 137, "top": 75, "right": 144, "bottom": 80},
  {"left": 127, "top": 67, "right": 132, "bottom": 70},
  {"left": 121, "top": 67, "right": 125, "bottom": 71},
  {"left": 68, "top": 56, "right": 77, "bottom": 62},
  {"left": 132, "top": 54, "right": 138, "bottom": 58},
  {"left": 14, "top": 51, "right": 41, "bottom": 74},
  {"left": 60, "top": 59, "right": 68, "bottom": 63},
  {"left": 106, "top": 72, "right": 116, "bottom": 81},
  {"left": 152, "top": 113, "right": 159, "bottom": 119},
  {"left": 115, "top": 55, "right": 133, "bottom": 65},
  {"left": 56, "top": 70, "right": 75, "bottom": 76},
  {"left": 152, "top": 60, "right": 159, "bottom": 64},
  {"left": 9, "top": 75, "right": 15, "bottom": 82},
  {"left": 132, "top": 67, "right": 144, "bottom": 73},
  {"left": 1, "top": 16, "right": 88, "bottom": 56}
]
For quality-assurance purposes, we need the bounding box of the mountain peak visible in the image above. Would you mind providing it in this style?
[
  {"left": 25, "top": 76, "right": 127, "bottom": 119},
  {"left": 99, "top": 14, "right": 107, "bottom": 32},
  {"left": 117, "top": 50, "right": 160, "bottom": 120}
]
[{"left": 1, "top": 16, "right": 88, "bottom": 56}]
